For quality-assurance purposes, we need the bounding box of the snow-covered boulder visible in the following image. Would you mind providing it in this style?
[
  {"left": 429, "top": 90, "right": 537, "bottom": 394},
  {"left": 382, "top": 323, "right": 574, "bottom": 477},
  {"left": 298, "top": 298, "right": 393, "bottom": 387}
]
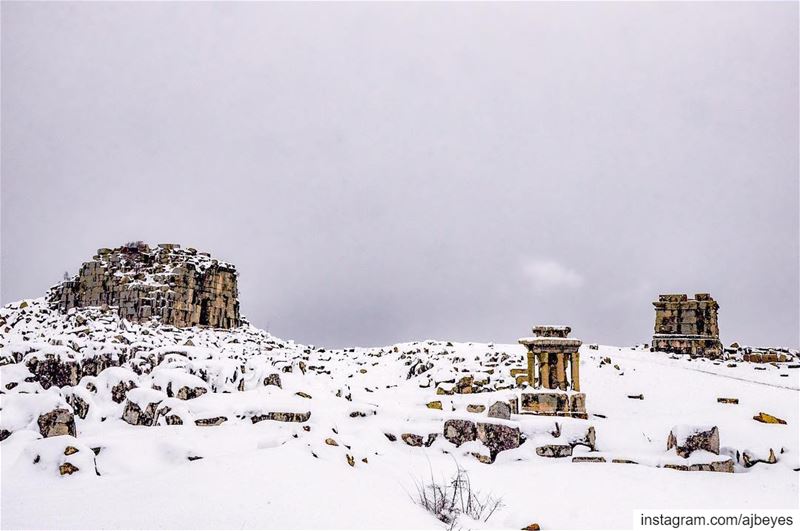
[
  {"left": 122, "top": 388, "right": 167, "bottom": 426},
  {"left": 38, "top": 408, "right": 76, "bottom": 438},
  {"left": 0, "top": 393, "right": 73, "bottom": 438},
  {"left": 25, "top": 435, "right": 98, "bottom": 477}
]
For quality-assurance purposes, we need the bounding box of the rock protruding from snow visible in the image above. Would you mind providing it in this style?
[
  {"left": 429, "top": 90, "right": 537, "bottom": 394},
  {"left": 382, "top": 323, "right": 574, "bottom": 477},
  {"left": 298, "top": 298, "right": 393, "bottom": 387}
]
[
  {"left": 667, "top": 425, "right": 720, "bottom": 458},
  {"left": 443, "top": 419, "right": 478, "bottom": 447},
  {"left": 476, "top": 422, "right": 520, "bottom": 459},
  {"left": 536, "top": 444, "right": 573, "bottom": 458},
  {"left": 487, "top": 401, "right": 511, "bottom": 420},
  {"left": 37, "top": 408, "right": 77, "bottom": 438},
  {"left": 122, "top": 388, "right": 167, "bottom": 426},
  {"left": 48, "top": 242, "right": 240, "bottom": 329}
]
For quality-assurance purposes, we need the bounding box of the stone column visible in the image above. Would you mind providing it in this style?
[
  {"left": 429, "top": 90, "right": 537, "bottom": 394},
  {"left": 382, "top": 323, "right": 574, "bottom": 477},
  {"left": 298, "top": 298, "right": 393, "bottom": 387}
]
[
  {"left": 570, "top": 351, "right": 580, "bottom": 392},
  {"left": 540, "top": 351, "right": 550, "bottom": 389},
  {"left": 555, "top": 352, "right": 567, "bottom": 391},
  {"left": 527, "top": 350, "right": 536, "bottom": 387}
]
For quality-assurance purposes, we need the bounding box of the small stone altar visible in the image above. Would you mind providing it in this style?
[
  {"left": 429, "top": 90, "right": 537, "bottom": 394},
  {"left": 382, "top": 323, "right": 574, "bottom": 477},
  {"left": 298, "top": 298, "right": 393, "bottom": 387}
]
[
  {"left": 651, "top": 293, "right": 722, "bottom": 358},
  {"left": 517, "top": 326, "right": 587, "bottom": 419}
]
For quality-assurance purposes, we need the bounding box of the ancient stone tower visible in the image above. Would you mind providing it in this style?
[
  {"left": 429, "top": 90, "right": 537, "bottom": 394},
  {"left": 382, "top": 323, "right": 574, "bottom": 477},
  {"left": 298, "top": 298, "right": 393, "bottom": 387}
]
[
  {"left": 48, "top": 242, "right": 240, "bottom": 328},
  {"left": 652, "top": 293, "right": 721, "bottom": 358}
]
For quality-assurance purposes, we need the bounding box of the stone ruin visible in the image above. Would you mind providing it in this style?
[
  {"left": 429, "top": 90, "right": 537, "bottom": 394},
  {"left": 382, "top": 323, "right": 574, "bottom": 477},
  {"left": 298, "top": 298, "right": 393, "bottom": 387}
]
[
  {"left": 652, "top": 293, "right": 722, "bottom": 358},
  {"left": 516, "top": 326, "right": 587, "bottom": 419},
  {"left": 48, "top": 242, "right": 240, "bottom": 329}
]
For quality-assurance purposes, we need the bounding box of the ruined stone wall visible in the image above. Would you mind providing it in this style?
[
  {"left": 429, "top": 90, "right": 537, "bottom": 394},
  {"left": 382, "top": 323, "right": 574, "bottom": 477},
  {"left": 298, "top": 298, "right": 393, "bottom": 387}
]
[
  {"left": 48, "top": 243, "right": 240, "bottom": 329},
  {"left": 652, "top": 293, "right": 721, "bottom": 358}
]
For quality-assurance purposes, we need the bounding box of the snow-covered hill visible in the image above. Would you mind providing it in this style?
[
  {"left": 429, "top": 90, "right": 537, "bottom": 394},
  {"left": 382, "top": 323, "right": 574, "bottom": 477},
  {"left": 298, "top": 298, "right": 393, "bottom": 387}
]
[{"left": 1, "top": 298, "right": 798, "bottom": 529}]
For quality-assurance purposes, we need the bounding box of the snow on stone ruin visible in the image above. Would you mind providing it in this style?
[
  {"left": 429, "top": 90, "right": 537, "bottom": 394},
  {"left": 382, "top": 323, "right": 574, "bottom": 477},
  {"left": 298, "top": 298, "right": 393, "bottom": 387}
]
[{"left": 1, "top": 244, "right": 798, "bottom": 530}]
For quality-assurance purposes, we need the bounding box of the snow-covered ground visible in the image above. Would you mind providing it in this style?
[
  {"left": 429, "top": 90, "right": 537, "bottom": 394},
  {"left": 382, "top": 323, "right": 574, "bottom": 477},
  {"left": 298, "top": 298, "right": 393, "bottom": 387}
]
[{"left": 1, "top": 299, "right": 798, "bottom": 530}]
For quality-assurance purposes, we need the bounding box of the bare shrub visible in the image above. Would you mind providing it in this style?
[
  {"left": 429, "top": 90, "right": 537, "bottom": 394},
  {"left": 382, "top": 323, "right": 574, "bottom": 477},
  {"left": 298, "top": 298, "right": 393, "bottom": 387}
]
[{"left": 413, "top": 463, "right": 503, "bottom": 528}]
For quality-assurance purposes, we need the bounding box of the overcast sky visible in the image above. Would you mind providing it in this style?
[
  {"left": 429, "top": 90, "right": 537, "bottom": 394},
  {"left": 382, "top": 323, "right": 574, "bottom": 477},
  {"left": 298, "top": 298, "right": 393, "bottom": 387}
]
[{"left": 2, "top": 2, "right": 798, "bottom": 349}]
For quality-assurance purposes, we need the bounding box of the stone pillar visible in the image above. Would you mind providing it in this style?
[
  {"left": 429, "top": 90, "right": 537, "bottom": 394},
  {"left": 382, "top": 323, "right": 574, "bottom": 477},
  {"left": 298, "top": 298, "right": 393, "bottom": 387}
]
[
  {"left": 570, "top": 351, "right": 580, "bottom": 392},
  {"left": 540, "top": 352, "right": 550, "bottom": 389},
  {"left": 555, "top": 353, "right": 567, "bottom": 391},
  {"left": 527, "top": 351, "right": 536, "bottom": 387}
]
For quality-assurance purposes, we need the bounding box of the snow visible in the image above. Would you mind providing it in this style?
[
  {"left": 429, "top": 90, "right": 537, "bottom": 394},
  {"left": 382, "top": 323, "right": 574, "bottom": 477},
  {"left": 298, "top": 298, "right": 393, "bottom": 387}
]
[{"left": 0, "top": 298, "right": 798, "bottom": 529}]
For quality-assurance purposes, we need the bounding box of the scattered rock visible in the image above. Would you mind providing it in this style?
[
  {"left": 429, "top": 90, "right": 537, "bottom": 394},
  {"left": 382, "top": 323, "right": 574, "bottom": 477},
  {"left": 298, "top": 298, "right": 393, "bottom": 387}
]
[
  {"left": 401, "top": 433, "right": 424, "bottom": 447},
  {"left": 753, "top": 412, "right": 786, "bottom": 425},
  {"left": 295, "top": 391, "right": 312, "bottom": 399},
  {"left": 175, "top": 386, "right": 207, "bottom": 400},
  {"left": 251, "top": 411, "right": 311, "bottom": 423},
  {"left": 536, "top": 444, "right": 573, "bottom": 458},
  {"left": 466, "top": 404, "right": 485, "bottom": 413},
  {"left": 477, "top": 422, "right": 520, "bottom": 459},
  {"left": 64, "top": 446, "right": 79, "bottom": 456},
  {"left": 664, "top": 459, "right": 733, "bottom": 473},
  {"left": 443, "top": 419, "right": 477, "bottom": 447},
  {"left": 64, "top": 392, "right": 90, "bottom": 419},
  {"left": 667, "top": 426, "right": 720, "bottom": 458},
  {"left": 717, "top": 398, "right": 739, "bottom": 404},
  {"left": 38, "top": 409, "right": 77, "bottom": 438},
  {"left": 567, "top": 426, "right": 596, "bottom": 451},
  {"left": 572, "top": 456, "right": 606, "bottom": 463},
  {"left": 59, "top": 463, "right": 79, "bottom": 476},
  {"left": 122, "top": 400, "right": 161, "bottom": 427},
  {"left": 195, "top": 416, "right": 227, "bottom": 426},
  {"left": 742, "top": 448, "right": 777, "bottom": 468},
  {"left": 263, "top": 374, "right": 282, "bottom": 388},
  {"left": 426, "top": 401, "right": 443, "bottom": 410},
  {"left": 487, "top": 401, "right": 512, "bottom": 420},
  {"left": 472, "top": 452, "right": 492, "bottom": 464},
  {"left": 325, "top": 438, "right": 339, "bottom": 446},
  {"left": 627, "top": 394, "right": 644, "bottom": 400}
]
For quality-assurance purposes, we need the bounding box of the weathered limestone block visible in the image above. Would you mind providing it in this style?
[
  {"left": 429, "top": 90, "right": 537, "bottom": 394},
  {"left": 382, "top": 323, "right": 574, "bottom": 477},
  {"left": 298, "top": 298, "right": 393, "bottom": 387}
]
[
  {"left": 401, "top": 433, "right": 424, "bottom": 447},
  {"left": 263, "top": 374, "right": 282, "bottom": 388},
  {"left": 195, "top": 416, "right": 227, "bottom": 426},
  {"left": 476, "top": 422, "right": 520, "bottom": 459},
  {"left": 487, "top": 401, "right": 512, "bottom": 420},
  {"left": 38, "top": 409, "right": 77, "bottom": 438},
  {"left": 251, "top": 411, "right": 311, "bottom": 423},
  {"left": 64, "top": 391, "right": 90, "bottom": 419},
  {"left": 572, "top": 456, "right": 606, "bottom": 463},
  {"left": 174, "top": 386, "right": 207, "bottom": 400},
  {"left": 667, "top": 426, "right": 720, "bottom": 458},
  {"left": 25, "top": 356, "right": 80, "bottom": 389},
  {"left": 536, "top": 444, "right": 573, "bottom": 458},
  {"left": 664, "top": 459, "right": 733, "bottom": 473},
  {"left": 753, "top": 412, "right": 786, "bottom": 425},
  {"left": 443, "top": 419, "right": 478, "bottom": 447},
  {"left": 122, "top": 399, "right": 161, "bottom": 426}
]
